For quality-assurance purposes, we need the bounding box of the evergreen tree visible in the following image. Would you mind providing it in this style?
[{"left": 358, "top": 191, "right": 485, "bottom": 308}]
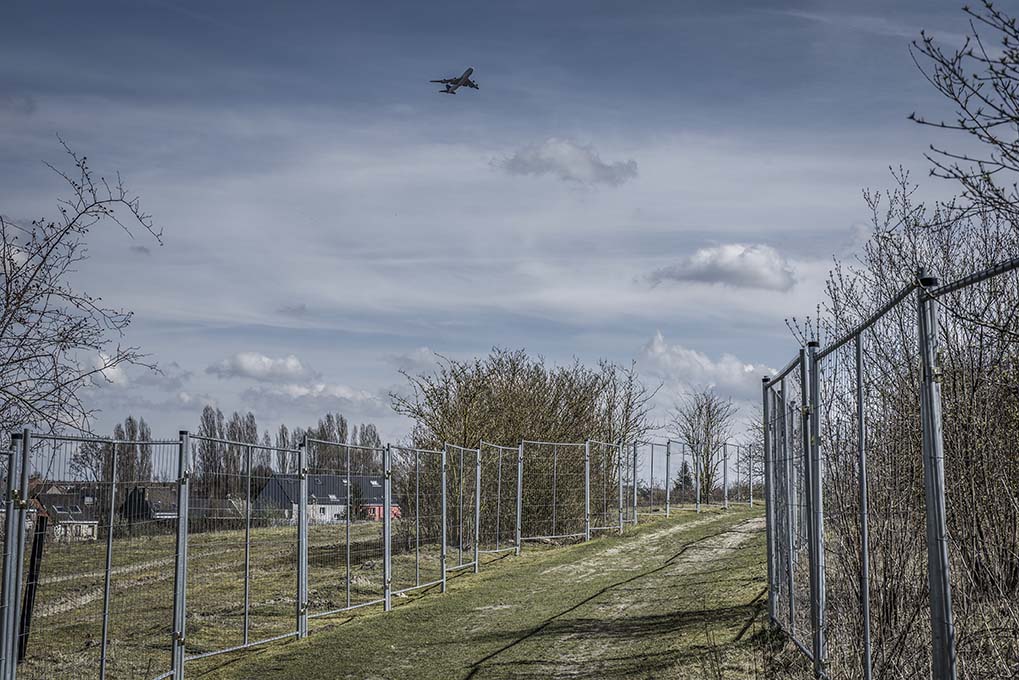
[
  {"left": 275, "top": 424, "right": 291, "bottom": 473},
  {"left": 119, "top": 416, "right": 139, "bottom": 482},
  {"left": 196, "top": 405, "right": 224, "bottom": 498},
  {"left": 137, "top": 417, "right": 153, "bottom": 482}
]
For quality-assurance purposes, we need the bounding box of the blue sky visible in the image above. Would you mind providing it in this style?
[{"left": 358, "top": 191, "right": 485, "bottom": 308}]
[{"left": 0, "top": 1, "right": 973, "bottom": 441}]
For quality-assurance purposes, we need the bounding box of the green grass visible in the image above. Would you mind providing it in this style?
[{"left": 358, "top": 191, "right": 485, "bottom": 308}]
[
  {"left": 192, "top": 505, "right": 772, "bottom": 680},
  {"left": 18, "top": 520, "right": 423, "bottom": 680}
]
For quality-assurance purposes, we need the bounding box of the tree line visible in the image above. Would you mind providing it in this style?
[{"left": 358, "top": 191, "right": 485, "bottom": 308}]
[{"left": 69, "top": 409, "right": 383, "bottom": 496}]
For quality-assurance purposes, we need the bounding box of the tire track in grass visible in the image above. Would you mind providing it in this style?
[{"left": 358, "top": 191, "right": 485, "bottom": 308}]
[
  {"left": 547, "top": 517, "right": 765, "bottom": 673},
  {"left": 464, "top": 513, "right": 762, "bottom": 679}
]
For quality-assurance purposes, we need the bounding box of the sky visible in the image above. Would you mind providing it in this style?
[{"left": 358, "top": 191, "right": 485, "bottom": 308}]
[{"left": 0, "top": 0, "right": 976, "bottom": 444}]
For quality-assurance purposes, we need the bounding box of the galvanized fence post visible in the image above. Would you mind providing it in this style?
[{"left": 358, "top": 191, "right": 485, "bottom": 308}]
[
  {"left": 10, "top": 429, "right": 30, "bottom": 679},
  {"left": 737, "top": 446, "right": 745, "bottom": 505},
  {"left": 695, "top": 445, "right": 701, "bottom": 514},
  {"left": 617, "top": 443, "right": 624, "bottom": 534},
  {"left": 441, "top": 445, "right": 448, "bottom": 593},
  {"left": 741, "top": 446, "right": 746, "bottom": 504},
  {"left": 665, "top": 440, "right": 671, "bottom": 517},
  {"left": 723, "top": 442, "right": 729, "bottom": 510},
  {"left": 384, "top": 443, "right": 393, "bottom": 608},
  {"left": 917, "top": 274, "right": 958, "bottom": 680},
  {"left": 762, "top": 378, "right": 777, "bottom": 625},
  {"left": 1, "top": 434, "right": 22, "bottom": 680},
  {"left": 649, "top": 443, "right": 655, "bottom": 513},
  {"left": 473, "top": 447, "right": 481, "bottom": 574},
  {"left": 749, "top": 444, "right": 754, "bottom": 507},
  {"left": 495, "top": 449, "right": 503, "bottom": 550},
  {"left": 99, "top": 443, "right": 118, "bottom": 680},
  {"left": 810, "top": 342, "right": 826, "bottom": 675},
  {"left": 0, "top": 443, "right": 12, "bottom": 680},
  {"left": 171, "top": 431, "right": 190, "bottom": 679},
  {"left": 243, "top": 445, "right": 252, "bottom": 645},
  {"left": 584, "top": 440, "right": 591, "bottom": 541},
  {"left": 855, "top": 337, "right": 873, "bottom": 680},
  {"left": 781, "top": 378, "right": 795, "bottom": 634},
  {"left": 459, "top": 447, "right": 465, "bottom": 566},
  {"left": 345, "top": 445, "right": 352, "bottom": 609},
  {"left": 297, "top": 437, "right": 309, "bottom": 636},
  {"left": 515, "top": 443, "right": 523, "bottom": 556},
  {"left": 631, "top": 442, "right": 638, "bottom": 524},
  {"left": 415, "top": 449, "right": 421, "bottom": 586},
  {"left": 551, "top": 446, "right": 558, "bottom": 535},
  {"left": 803, "top": 342, "right": 826, "bottom": 678}
]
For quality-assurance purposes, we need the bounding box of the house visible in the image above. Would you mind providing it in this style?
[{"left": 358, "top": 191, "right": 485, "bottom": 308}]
[
  {"left": 119, "top": 485, "right": 179, "bottom": 523},
  {"left": 33, "top": 492, "right": 99, "bottom": 542},
  {"left": 254, "top": 472, "right": 399, "bottom": 523}
]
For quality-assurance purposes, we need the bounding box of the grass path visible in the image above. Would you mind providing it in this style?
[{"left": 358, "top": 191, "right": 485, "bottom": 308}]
[{"left": 197, "top": 506, "right": 769, "bottom": 680}]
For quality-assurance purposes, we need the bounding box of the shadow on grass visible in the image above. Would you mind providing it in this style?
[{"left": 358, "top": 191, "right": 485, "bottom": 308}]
[{"left": 462, "top": 523, "right": 757, "bottom": 679}]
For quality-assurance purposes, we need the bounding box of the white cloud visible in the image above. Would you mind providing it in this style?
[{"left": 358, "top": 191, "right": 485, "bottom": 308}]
[
  {"left": 495, "top": 138, "right": 638, "bottom": 186},
  {"left": 176, "top": 390, "right": 216, "bottom": 407},
  {"left": 648, "top": 243, "right": 796, "bottom": 291},
  {"left": 1, "top": 239, "right": 29, "bottom": 268},
  {"left": 15, "top": 104, "right": 889, "bottom": 440},
  {"left": 207, "top": 352, "right": 315, "bottom": 382},
  {"left": 133, "top": 361, "right": 192, "bottom": 391},
  {"left": 638, "top": 331, "right": 772, "bottom": 404},
  {"left": 91, "top": 353, "right": 129, "bottom": 386},
  {"left": 241, "top": 382, "right": 388, "bottom": 417}
]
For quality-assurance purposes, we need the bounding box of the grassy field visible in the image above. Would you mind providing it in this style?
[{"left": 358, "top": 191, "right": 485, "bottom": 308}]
[
  {"left": 18, "top": 519, "right": 436, "bottom": 679},
  {"left": 189, "top": 505, "right": 778, "bottom": 680}
]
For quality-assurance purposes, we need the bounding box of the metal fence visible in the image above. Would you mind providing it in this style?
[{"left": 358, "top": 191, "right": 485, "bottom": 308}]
[
  {"left": 0, "top": 431, "right": 754, "bottom": 679},
  {"left": 632, "top": 439, "right": 757, "bottom": 517},
  {"left": 762, "top": 259, "right": 1019, "bottom": 680}
]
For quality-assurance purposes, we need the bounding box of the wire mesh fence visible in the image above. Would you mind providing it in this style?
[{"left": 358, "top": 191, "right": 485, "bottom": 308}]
[
  {"left": 622, "top": 443, "right": 638, "bottom": 526},
  {"left": 634, "top": 441, "right": 668, "bottom": 515},
  {"left": 477, "top": 442, "right": 519, "bottom": 555},
  {"left": 587, "top": 441, "right": 621, "bottom": 535},
  {"left": 730, "top": 443, "right": 757, "bottom": 506},
  {"left": 444, "top": 444, "right": 479, "bottom": 573},
  {"left": 937, "top": 273, "right": 1019, "bottom": 679},
  {"left": 633, "top": 439, "right": 747, "bottom": 517},
  {"left": 668, "top": 441, "right": 697, "bottom": 507},
  {"left": 768, "top": 355, "right": 813, "bottom": 655},
  {"left": 389, "top": 446, "right": 444, "bottom": 596},
  {"left": 762, "top": 258, "right": 1019, "bottom": 680},
  {"left": 7, "top": 434, "right": 181, "bottom": 680},
  {"left": 184, "top": 436, "right": 300, "bottom": 662},
  {"left": 0, "top": 427, "right": 753, "bottom": 679},
  {"left": 304, "top": 439, "right": 385, "bottom": 618},
  {"left": 519, "top": 441, "right": 586, "bottom": 543}
]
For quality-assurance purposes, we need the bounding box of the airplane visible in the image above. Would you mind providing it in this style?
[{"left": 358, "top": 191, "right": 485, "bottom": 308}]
[{"left": 430, "top": 67, "right": 479, "bottom": 94}]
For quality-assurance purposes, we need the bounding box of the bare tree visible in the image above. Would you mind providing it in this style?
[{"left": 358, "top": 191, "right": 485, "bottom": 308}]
[
  {"left": 390, "top": 347, "right": 656, "bottom": 448},
  {"left": 1, "top": 141, "right": 160, "bottom": 441},
  {"left": 911, "top": 1, "right": 1019, "bottom": 222},
  {"left": 669, "top": 388, "right": 736, "bottom": 501},
  {"left": 391, "top": 347, "right": 656, "bottom": 540},
  {"left": 807, "top": 175, "right": 1019, "bottom": 678}
]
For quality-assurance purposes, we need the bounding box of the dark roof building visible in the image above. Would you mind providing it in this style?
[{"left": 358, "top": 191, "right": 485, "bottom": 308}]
[
  {"left": 34, "top": 492, "right": 99, "bottom": 525},
  {"left": 33, "top": 492, "right": 100, "bottom": 541},
  {"left": 254, "top": 473, "right": 385, "bottom": 513},
  {"left": 120, "top": 485, "right": 179, "bottom": 522}
]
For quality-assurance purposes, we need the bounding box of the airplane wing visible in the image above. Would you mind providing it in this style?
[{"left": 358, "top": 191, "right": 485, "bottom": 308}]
[
  {"left": 464, "top": 79, "right": 479, "bottom": 89},
  {"left": 430, "top": 78, "right": 457, "bottom": 84}
]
